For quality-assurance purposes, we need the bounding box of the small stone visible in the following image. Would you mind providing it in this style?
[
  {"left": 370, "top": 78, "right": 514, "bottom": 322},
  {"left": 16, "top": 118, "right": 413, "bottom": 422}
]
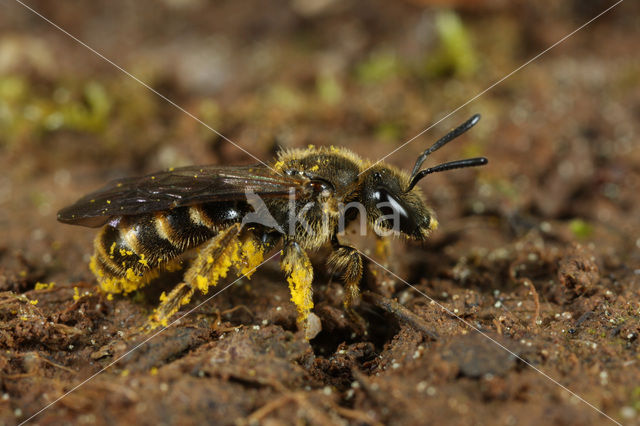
[
  {"left": 621, "top": 406, "right": 636, "bottom": 419},
  {"left": 305, "top": 313, "right": 322, "bottom": 340}
]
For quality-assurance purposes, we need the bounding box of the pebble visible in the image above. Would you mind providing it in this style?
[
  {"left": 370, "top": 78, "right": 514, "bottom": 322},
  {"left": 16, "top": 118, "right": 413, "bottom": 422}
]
[{"left": 621, "top": 406, "right": 636, "bottom": 419}]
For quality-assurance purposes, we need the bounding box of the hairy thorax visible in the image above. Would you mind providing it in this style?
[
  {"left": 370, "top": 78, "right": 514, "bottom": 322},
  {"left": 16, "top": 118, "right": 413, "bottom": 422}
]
[{"left": 269, "top": 146, "right": 365, "bottom": 250}]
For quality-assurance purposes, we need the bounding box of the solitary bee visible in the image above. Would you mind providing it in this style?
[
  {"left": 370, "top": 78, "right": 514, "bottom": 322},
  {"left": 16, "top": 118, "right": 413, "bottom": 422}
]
[{"left": 58, "top": 114, "right": 487, "bottom": 335}]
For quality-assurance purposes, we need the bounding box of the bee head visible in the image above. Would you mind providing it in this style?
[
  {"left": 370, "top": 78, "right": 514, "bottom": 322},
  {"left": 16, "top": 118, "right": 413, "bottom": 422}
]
[
  {"left": 362, "top": 114, "right": 488, "bottom": 240},
  {"left": 362, "top": 166, "right": 436, "bottom": 240}
]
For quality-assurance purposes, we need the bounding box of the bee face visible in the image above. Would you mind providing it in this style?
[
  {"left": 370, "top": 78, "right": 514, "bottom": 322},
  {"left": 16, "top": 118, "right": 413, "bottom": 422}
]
[{"left": 361, "top": 166, "right": 437, "bottom": 240}]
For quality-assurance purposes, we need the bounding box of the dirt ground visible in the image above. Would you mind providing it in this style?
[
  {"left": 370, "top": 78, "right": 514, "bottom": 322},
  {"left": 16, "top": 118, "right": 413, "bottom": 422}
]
[{"left": 1, "top": 1, "right": 639, "bottom": 425}]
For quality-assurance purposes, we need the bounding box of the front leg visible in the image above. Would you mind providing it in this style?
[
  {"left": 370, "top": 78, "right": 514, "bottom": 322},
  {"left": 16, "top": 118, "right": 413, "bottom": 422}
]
[
  {"left": 327, "top": 236, "right": 365, "bottom": 330},
  {"left": 280, "top": 240, "right": 314, "bottom": 336}
]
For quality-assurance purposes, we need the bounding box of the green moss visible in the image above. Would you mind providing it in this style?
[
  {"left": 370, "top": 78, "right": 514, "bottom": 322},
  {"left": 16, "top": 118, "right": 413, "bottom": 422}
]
[
  {"left": 425, "top": 11, "right": 477, "bottom": 78},
  {"left": 356, "top": 51, "right": 399, "bottom": 85},
  {"left": 267, "top": 84, "right": 304, "bottom": 111},
  {"left": 462, "top": 142, "right": 485, "bottom": 159},
  {"left": 0, "top": 75, "right": 27, "bottom": 102},
  {"left": 375, "top": 122, "right": 402, "bottom": 143},
  {"left": 197, "top": 99, "right": 222, "bottom": 141},
  {"left": 0, "top": 75, "right": 30, "bottom": 146},
  {"left": 316, "top": 74, "right": 342, "bottom": 105},
  {"left": 0, "top": 71, "right": 173, "bottom": 162},
  {"left": 0, "top": 76, "right": 115, "bottom": 149},
  {"left": 29, "top": 190, "right": 49, "bottom": 209},
  {"left": 198, "top": 99, "right": 221, "bottom": 124},
  {"left": 492, "top": 178, "right": 519, "bottom": 202},
  {"left": 57, "top": 82, "right": 112, "bottom": 133},
  {"left": 569, "top": 219, "right": 594, "bottom": 239}
]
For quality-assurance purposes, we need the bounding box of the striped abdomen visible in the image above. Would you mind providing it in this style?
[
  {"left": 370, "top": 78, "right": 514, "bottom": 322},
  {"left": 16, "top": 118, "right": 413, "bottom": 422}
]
[{"left": 90, "top": 203, "right": 244, "bottom": 293}]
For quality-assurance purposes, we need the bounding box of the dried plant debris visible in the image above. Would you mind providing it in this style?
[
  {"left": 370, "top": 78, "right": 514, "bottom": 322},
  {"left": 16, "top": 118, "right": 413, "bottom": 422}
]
[{"left": 557, "top": 243, "right": 600, "bottom": 299}]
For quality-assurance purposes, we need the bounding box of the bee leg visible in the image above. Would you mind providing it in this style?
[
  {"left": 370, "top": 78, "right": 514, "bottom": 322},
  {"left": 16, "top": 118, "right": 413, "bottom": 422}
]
[
  {"left": 280, "top": 240, "right": 315, "bottom": 339},
  {"left": 327, "top": 238, "right": 366, "bottom": 333},
  {"left": 149, "top": 223, "right": 243, "bottom": 328},
  {"left": 146, "top": 282, "right": 195, "bottom": 329}
]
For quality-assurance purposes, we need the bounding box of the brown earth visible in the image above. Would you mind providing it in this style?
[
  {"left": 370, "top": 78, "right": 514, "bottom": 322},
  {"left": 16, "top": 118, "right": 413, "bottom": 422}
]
[{"left": 1, "top": 1, "right": 639, "bottom": 425}]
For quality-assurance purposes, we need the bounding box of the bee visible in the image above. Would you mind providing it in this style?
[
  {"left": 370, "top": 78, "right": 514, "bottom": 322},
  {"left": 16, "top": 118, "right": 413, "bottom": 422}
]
[{"left": 58, "top": 114, "right": 487, "bottom": 336}]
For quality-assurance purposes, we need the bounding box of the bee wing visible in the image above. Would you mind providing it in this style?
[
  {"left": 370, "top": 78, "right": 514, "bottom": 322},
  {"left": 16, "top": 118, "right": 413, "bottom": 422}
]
[{"left": 57, "top": 165, "right": 306, "bottom": 227}]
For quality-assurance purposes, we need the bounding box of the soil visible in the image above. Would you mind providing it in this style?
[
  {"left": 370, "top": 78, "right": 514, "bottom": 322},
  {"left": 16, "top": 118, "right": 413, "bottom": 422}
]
[{"left": 1, "top": 1, "right": 639, "bottom": 425}]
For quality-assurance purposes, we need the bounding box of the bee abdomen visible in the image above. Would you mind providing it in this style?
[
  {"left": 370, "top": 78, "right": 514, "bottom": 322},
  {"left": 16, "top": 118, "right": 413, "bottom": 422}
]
[{"left": 91, "top": 206, "right": 220, "bottom": 293}]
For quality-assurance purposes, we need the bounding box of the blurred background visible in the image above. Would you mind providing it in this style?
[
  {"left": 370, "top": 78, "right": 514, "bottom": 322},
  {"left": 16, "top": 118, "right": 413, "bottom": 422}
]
[{"left": 1, "top": 0, "right": 639, "bottom": 424}]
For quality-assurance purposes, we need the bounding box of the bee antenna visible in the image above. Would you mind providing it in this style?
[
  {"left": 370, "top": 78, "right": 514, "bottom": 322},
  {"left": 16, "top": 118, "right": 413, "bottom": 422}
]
[
  {"left": 409, "top": 114, "right": 482, "bottom": 181},
  {"left": 406, "top": 157, "right": 488, "bottom": 192}
]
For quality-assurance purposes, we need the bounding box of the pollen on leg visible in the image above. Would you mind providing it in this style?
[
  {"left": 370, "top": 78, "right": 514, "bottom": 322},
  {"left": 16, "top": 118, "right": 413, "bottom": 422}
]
[
  {"left": 286, "top": 265, "right": 314, "bottom": 321},
  {"left": 149, "top": 282, "right": 195, "bottom": 329},
  {"left": 191, "top": 251, "right": 234, "bottom": 295},
  {"left": 281, "top": 243, "right": 314, "bottom": 327},
  {"left": 238, "top": 238, "right": 265, "bottom": 278},
  {"left": 196, "top": 275, "right": 208, "bottom": 293},
  {"left": 184, "top": 224, "right": 243, "bottom": 296},
  {"left": 147, "top": 225, "right": 266, "bottom": 331},
  {"left": 207, "top": 242, "right": 238, "bottom": 285}
]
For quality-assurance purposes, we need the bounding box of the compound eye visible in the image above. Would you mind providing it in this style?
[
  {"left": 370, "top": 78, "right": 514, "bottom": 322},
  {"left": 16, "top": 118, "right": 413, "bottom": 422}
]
[
  {"left": 309, "top": 179, "right": 333, "bottom": 196},
  {"left": 373, "top": 188, "right": 422, "bottom": 234}
]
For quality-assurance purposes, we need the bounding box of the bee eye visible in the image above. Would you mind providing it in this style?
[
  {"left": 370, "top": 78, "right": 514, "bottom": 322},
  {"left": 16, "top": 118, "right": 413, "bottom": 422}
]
[
  {"left": 374, "top": 189, "right": 407, "bottom": 217},
  {"left": 373, "top": 188, "right": 422, "bottom": 234},
  {"left": 309, "top": 179, "right": 333, "bottom": 194}
]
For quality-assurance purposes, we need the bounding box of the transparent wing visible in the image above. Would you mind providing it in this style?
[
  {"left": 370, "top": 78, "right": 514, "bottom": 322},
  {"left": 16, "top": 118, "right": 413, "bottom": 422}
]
[{"left": 57, "top": 164, "right": 305, "bottom": 227}]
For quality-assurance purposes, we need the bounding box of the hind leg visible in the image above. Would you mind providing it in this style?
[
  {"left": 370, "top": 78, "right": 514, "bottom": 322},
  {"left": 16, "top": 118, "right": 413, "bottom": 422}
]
[{"left": 150, "top": 224, "right": 266, "bottom": 328}]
